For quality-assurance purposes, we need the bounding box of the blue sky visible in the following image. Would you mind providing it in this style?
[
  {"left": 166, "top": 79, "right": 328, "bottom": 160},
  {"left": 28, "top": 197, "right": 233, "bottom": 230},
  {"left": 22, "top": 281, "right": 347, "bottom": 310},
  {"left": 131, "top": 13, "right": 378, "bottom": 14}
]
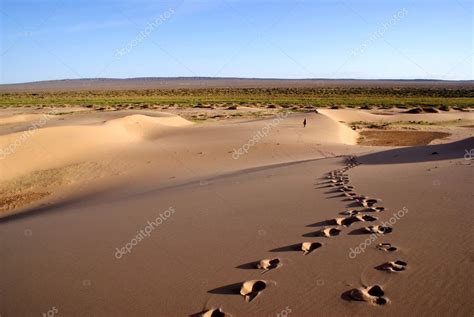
[{"left": 1, "top": 0, "right": 472, "bottom": 84}]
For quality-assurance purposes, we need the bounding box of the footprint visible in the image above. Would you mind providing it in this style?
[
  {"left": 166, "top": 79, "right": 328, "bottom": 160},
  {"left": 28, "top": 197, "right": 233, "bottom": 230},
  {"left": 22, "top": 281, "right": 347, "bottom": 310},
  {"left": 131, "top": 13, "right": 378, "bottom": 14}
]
[
  {"left": 198, "top": 308, "right": 228, "bottom": 317},
  {"left": 342, "top": 192, "right": 357, "bottom": 199},
  {"left": 376, "top": 243, "right": 397, "bottom": 252},
  {"left": 346, "top": 285, "right": 388, "bottom": 305},
  {"left": 319, "top": 227, "right": 342, "bottom": 237},
  {"left": 340, "top": 209, "right": 360, "bottom": 216},
  {"left": 362, "top": 206, "right": 385, "bottom": 212},
  {"left": 240, "top": 280, "right": 267, "bottom": 302},
  {"left": 363, "top": 225, "right": 392, "bottom": 234},
  {"left": 257, "top": 258, "right": 281, "bottom": 273},
  {"left": 358, "top": 198, "right": 379, "bottom": 208},
  {"left": 377, "top": 260, "right": 407, "bottom": 272},
  {"left": 346, "top": 194, "right": 368, "bottom": 201},
  {"left": 338, "top": 186, "right": 355, "bottom": 193},
  {"left": 334, "top": 215, "right": 377, "bottom": 227},
  {"left": 360, "top": 215, "right": 378, "bottom": 221},
  {"left": 330, "top": 178, "right": 349, "bottom": 183},
  {"left": 301, "top": 242, "right": 323, "bottom": 255},
  {"left": 331, "top": 182, "right": 349, "bottom": 187}
]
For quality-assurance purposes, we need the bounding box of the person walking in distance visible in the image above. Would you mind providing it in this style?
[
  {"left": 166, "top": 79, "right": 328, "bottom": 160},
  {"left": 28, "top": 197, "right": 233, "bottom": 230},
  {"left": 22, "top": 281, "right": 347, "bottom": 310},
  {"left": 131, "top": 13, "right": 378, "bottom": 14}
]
[{"left": 303, "top": 118, "right": 307, "bottom": 128}]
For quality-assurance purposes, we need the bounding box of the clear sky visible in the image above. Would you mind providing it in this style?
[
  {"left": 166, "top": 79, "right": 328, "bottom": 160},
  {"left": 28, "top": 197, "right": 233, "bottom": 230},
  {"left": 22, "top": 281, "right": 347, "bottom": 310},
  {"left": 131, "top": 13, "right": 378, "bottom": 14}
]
[{"left": 1, "top": 0, "right": 472, "bottom": 84}]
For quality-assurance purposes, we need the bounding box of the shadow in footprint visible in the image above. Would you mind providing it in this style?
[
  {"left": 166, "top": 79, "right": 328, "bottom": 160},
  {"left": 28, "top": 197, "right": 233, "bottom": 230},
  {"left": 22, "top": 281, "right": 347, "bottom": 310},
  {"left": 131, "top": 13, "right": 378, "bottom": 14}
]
[
  {"left": 301, "top": 242, "right": 323, "bottom": 255},
  {"left": 303, "top": 228, "right": 341, "bottom": 237},
  {"left": 236, "top": 258, "right": 280, "bottom": 272},
  {"left": 341, "top": 285, "right": 388, "bottom": 305},
  {"left": 376, "top": 243, "right": 397, "bottom": 252},
  {"left": 349, "top": 226, "right": 392, "bottom": 235},
  {"left": 375, "top": 260, "right": 407, "bottom": 272},
  {"left": 240, "top": 280, "right": 267, "bottom": 302}
]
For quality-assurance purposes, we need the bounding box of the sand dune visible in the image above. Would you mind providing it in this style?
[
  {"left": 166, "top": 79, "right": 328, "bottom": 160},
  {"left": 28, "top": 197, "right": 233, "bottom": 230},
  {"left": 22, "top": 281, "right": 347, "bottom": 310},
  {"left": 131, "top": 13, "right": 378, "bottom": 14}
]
[
  {"left": 0, "top": 114, "right": 193, "bottom": 182},
  {"left": 1, "top": 108, "right": 473, "bottom": 316}
]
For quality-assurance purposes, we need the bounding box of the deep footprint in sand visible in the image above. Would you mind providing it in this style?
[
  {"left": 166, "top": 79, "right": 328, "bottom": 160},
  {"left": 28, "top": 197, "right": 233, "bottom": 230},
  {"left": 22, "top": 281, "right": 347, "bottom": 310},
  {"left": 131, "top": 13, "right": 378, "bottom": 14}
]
[
  {"left": 199, "top": 308, "right": 228, "bottom": 317},
  {"left": 340, "top": 209, "right": 360, "bottom": 216},
  {"left": 358, "top": 198, "right": 379, "bottom": 208},
  {"left": 331, "top": 182, "right": 351, "bottom": 188},
  {"left": 334, "top": 215, "right": 377, "bottom": 227},
  {"left": 342, "top": 192, "right": 357, "bottom": 199},
  {"left": 301, "top": 242, "right": 323, "bottom": 255},
  {"left": 376, "top": 243, "right": 397, "bottom": 252},
  {"left": 257, "top": 258, "right": 281, "bottom": 272},
  {"left": 338, "top": 186, "right": 355, "bottom": 192},
  {"left": 330, "top": 178, "right": 349, "bottom": 184},
  {"left": 363, "top": 206, "right": 385, "bottom": 212},
  {"left": 346, "top": 194, "right": 368, "bottom": 201},
  {"left": 377, "top": 260, "right": 407, "bottom": 272},
  {"left": 348, "top": 285, "right": 389, "bottom": 305},
  {"left": 364, "top": 225, "right": 392, "bottom": 234},
  {"left": 240, "top": 280, "right": 267, "bottom": 302},
  {"left": 319, "top": 227, "right": 342, "bottom": 237}
]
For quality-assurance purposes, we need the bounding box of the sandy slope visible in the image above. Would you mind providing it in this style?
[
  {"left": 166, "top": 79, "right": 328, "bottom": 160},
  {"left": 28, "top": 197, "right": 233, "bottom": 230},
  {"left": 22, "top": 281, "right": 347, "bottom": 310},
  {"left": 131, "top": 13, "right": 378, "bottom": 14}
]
[{"left": 1, "top": 109, "right": 473, "bottom": 316}]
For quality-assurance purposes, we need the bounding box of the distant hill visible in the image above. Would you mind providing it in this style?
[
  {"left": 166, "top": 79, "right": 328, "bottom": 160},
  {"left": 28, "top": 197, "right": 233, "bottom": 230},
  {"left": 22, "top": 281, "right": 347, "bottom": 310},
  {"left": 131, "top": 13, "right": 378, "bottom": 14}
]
[{"left": 1, "top": 77, "right": 473, "bottom": 92}]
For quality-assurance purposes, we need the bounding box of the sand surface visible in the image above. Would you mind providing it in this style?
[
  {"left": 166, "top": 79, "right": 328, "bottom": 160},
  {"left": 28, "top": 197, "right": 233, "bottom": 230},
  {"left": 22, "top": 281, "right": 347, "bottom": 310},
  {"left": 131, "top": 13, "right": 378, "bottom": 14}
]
[{"left": 1, "top": 108, "right": 473, "bottom": 316}]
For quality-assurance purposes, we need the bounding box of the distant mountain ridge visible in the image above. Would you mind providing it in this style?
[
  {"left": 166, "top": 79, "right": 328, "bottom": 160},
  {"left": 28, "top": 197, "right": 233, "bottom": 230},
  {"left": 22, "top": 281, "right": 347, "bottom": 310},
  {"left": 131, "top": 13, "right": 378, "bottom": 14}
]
[{"left": 1, "top": 77, "right": 473, "bottom": 92}]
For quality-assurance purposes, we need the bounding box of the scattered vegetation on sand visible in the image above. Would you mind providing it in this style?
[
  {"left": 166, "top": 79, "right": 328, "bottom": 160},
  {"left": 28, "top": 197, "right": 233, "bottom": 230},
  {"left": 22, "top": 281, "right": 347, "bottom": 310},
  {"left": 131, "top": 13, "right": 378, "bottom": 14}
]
[
  {"left": 358, "top": 130, "right": 451, "bottom": 146},
  {"left": 350, "top": 119, "right": 472, "bottom": 131},
  {"left": 1, "top": 87, "right": 473, "bottom": 108}
]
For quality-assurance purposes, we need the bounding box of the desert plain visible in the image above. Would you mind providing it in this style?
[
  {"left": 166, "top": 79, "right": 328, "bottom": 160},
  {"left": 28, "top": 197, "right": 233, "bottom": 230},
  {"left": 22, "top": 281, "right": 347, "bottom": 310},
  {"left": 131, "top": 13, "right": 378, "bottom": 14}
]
[{"left": 0, "top": 79, "right": 473, "bottom": 316}]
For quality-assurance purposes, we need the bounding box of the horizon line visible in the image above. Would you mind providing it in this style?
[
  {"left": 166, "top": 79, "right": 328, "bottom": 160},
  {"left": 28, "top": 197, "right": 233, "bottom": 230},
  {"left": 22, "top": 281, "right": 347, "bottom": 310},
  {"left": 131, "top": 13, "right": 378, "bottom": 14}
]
[{"left": 2, "top": 76, "right": 474, "bottom": 86}]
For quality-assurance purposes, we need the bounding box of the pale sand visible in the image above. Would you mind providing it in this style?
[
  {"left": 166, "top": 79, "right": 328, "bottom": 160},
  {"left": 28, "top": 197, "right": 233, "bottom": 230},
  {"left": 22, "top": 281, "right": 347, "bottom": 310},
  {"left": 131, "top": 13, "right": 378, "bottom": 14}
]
[{"left": 0, "top": 108, "right": 473, "bottom": 316}]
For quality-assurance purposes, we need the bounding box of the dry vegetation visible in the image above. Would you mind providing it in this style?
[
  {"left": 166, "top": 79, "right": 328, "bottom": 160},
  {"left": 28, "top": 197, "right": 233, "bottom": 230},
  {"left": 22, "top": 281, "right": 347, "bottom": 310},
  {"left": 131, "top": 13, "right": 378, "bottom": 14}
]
[
  {"left": 1, "top": 87, "right": 473, "bottom": 109},
  {"left": 358, "top": 130, "right": 451, "bottom": 146}
]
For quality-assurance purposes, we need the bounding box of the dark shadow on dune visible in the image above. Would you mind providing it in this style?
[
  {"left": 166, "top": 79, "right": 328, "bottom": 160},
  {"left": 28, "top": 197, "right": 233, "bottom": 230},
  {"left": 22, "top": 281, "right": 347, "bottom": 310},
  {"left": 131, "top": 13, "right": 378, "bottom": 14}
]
[
  {"left": 269, "top": 243, "right": 302, "bottom": 252},
  {"left": 348, "top": 228, "right": 371, "bottom": 235},
  {"left": 208, "top": 282, "right": 242, "bottom": 295},
  {"left": 346, "top": 201, "right": 362, "bottom": 208},
  {"left": 341, "top": 197, "right": 355, "bottom": 201},
  {"left": 328, "top": 195, "right": 346, "bottom": 199},
  {"left": 236, "top": 261, "right": 260, "bottom": 270},
  {"left": 306, "top": 219, "right": 337, "bottom": 227},
  {"left": 324, "top": 189, "right": 343, "bottom": 194},
  {"left": 357, "top": 137, "right": 473, "bottom": 165},
  {"left": 314, "top": 185, "right": 332, "bottom": 189},
  {"left": 341, "top": 290, "right": 355, "bottom": 302}
]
